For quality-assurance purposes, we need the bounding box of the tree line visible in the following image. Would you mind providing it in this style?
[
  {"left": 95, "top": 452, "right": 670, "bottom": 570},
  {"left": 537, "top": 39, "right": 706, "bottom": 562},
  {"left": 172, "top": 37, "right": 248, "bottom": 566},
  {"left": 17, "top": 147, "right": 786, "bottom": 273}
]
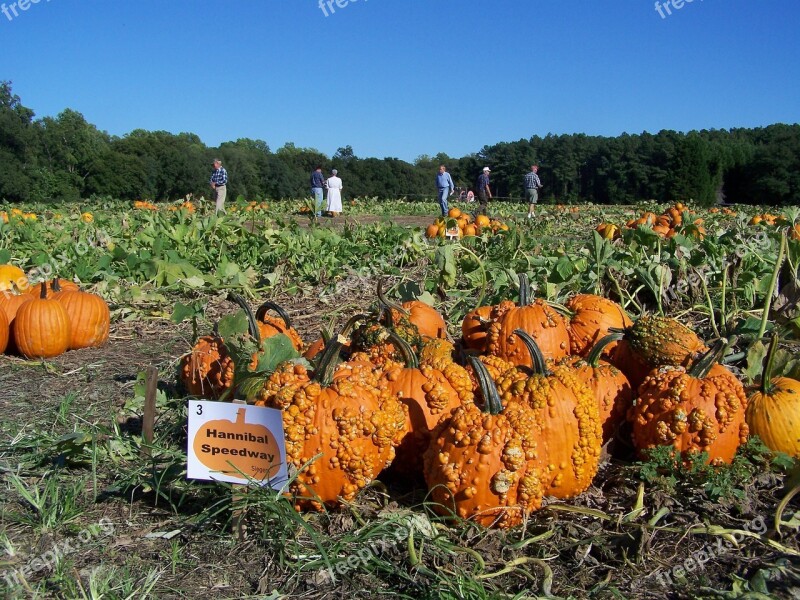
[{"left": 2, "top": 82, "right": 798, "bottom": 206}]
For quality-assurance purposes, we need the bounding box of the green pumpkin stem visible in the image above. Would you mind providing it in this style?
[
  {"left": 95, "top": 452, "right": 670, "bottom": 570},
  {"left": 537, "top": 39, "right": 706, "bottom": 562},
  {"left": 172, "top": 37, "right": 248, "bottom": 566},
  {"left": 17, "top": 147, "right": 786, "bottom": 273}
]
[
  {"left": 385, "top": 329, "right": 419, "bottom": 369},
  {"left": 227, "top": 293, "right": 262, "bottom": 344},
  {"left": 468, "top": 356, "right": 503, "bottom": 415},
  {"left": 688, "top": 338, "right": 727, "bottom": 379},
  {"left": 513, "top": 328, "right": 550, "bottom": 376},
  {"left": 586, "top": 332, "right": 625, "bottom": 368},
  {"left": 518, "top": 273, "right": 531, "bottom": 307},
  {"left": 313, "top": 336, "right": 345, "bottom": 386},
  {"left": 760, "top": 333, "right": 780, "bottom": 395},
  {"left": 255, "top": 301, "right": 293, "bottom": 329},
  {"left": 376, "top": 279, "right": 407, "bottom": 327}
]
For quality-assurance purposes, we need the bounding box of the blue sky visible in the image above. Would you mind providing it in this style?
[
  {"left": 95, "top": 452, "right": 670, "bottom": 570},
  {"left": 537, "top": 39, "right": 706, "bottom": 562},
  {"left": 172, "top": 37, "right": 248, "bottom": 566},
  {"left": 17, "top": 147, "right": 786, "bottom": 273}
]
[{"left": 2, "top": 0, "right": 799, "bottom": 162}]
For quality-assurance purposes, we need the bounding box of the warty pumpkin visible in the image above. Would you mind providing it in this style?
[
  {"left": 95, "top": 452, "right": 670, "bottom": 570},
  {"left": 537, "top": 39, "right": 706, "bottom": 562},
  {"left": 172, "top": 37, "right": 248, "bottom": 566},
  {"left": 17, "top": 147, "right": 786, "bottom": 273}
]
[
  {"left": 486, "top": 274, "right": 570, "bottom": 366},
  {"left": 746, "top": 334, "right": 800, "bottom": 458},
  {"left": 179, "top": 334, "right": 235, "bottom": 399},
  {"left": 423, "top": 356, "right": 547, "bottom": 528},
  {"left": 628, "top": 340, "right": 749, "bottom": 465},
  {"left": 252, "top": 338, "right": 406, "bottom": 511}
]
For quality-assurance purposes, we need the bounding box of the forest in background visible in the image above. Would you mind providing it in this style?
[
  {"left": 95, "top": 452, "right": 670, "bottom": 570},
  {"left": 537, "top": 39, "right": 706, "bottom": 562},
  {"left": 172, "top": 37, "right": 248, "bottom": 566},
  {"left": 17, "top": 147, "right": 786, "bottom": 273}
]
[{"left": 1, "top": 82, "right": 798, "bottom": 206}]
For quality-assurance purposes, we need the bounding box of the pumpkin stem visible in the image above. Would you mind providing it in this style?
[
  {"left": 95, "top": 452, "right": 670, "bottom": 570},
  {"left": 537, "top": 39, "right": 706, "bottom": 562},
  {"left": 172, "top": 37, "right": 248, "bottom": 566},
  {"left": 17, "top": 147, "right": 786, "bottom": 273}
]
[
  {"left": 518, "top": 273, "right": 531, "bottom": 307},
  {"left": 513, "top": 329, "right": 550, "bottom": 376},
  {"left": 688, "top": 338, "right": 727, "bottom": 379},
  {"left": 313, "top": 336, "right": 345, "bottom": 387},
  {"left": 545, "top": 300, "right": 574, "bottom": 318},
  {"left": 586, "top": 332, "right": 625, "bottom": 368},
  {"left": 255, "top": 301, "right": 293, "bottom": 329},
  {"left": 385, "top": 329, "right": 419, "bottom": 369},
  {"left": 376, "top": 279, "right": 407, "bottom": 326},
  {"left": 38, "top": 281, "right": 48, "bottom": 300},
  {"left": 467, "top": 356, "right": 503, "bottom": 415},
  {"left": 51, "top": 278, "right": 62, "bottom": 293},
  {"left": 760, "top": 333, "right": 780, "bottom": 395},
  {"left": 227, "top": 293, "right": 262, "bottom": 344}
]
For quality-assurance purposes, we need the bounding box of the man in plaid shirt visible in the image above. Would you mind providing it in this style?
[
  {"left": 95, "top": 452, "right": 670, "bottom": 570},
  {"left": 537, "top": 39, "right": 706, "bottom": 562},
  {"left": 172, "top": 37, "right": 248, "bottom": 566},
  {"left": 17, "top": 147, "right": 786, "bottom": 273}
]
[
  {"left": 210, "top": 159, "right": 228, "bottom": 213},
  {"left": 524, "top": 165, "right": 542, "bottom": 219}
]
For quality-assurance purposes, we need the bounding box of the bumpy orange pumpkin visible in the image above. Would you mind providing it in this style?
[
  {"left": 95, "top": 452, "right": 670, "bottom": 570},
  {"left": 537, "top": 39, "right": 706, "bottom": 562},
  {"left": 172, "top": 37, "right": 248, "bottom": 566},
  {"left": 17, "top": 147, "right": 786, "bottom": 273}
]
[
  {"left": 180, "top": 335, "right": 235, "bottom": 399},
  {"left": 746, "top": 335, "right": 800, "bottom": 457},
  {"left": 13, "top": 284, "right": 71, "bottom": 358},
  {"left": 494, "top": 331, "right": 602, "bottom": 499},
  {"left": 561, "top": 333, "right": 633, "bottom": 447},
  {"left": 380, "top": 333, "right": 474, "bottom": 478},
  {"left": 424, "top": 356, "right": 547, "bottom": 528},
  {"left": 486, "top": 275, "right": 570, "bottom": 366},
  {"left": 252, "top": 339, "right": 406, "bottom": 511},
  {"left": 563, "top": 294, "right": 632, "bottom": 358},
  {"left": 628, "top": 341, "right": 749, "bottom": 465},
  {"left": 625, "top": 315, "right": 707, "bottom": 370}
]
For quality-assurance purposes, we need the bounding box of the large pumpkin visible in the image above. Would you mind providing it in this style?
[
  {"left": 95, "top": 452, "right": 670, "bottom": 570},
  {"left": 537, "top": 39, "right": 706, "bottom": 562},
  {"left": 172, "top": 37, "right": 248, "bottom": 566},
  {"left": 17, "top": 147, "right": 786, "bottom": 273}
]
[
  {"left": 628, "top": 341, "right": 749, "bottom": 465},
  {"left": 252, "top": 339, "right": 406, "bottom": 511},
  {"left": 13, "top": 284, "right": 71, "bottom": 358},
  {"left": 52, "top": 281, "right": 110, "bottom": 349},
  {"left": 746, "top": 335, "right": 800, "bottom": 457},
  {"left": 423, "top": 356, "right": 547, "bottom": 528}
]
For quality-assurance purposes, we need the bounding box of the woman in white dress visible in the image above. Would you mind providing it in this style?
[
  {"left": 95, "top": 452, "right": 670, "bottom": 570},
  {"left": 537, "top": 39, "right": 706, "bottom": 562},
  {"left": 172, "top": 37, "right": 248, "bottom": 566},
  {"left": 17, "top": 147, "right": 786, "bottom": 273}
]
[{"left": 326, "top": 169, "right": 343, "bottom": 217}]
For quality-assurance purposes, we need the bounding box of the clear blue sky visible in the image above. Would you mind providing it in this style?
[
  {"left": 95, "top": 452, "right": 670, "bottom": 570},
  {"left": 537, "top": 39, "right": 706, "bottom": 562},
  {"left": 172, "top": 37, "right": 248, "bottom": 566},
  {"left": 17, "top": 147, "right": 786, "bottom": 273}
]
[{"left": 3, "top": 0, "right": 799, "bottom": 162}]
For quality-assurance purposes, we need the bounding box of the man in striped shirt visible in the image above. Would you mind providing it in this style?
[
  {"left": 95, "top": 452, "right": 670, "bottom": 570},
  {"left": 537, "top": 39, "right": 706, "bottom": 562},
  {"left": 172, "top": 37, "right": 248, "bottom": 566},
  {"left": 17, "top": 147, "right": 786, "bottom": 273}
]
[
  {"left": 524, "top": 165, "right": 542, "bottom": 219},
  {"left": 210, "top": 159, "right": 228, "bottom": 213}
]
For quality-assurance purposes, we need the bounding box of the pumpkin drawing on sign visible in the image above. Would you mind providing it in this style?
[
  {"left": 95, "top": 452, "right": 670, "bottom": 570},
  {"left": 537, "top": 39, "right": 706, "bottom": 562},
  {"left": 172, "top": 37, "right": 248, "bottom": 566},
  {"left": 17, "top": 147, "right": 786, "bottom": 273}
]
[{"left": 192, "top": 407, "right": 282, "bottom": 482}]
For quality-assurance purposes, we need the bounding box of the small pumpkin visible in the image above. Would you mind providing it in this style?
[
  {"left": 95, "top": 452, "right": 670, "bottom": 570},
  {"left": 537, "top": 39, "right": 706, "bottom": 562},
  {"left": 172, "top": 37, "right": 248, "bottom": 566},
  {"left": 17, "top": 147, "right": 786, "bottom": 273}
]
[
  {"left": 624, "top": 315, "right": 707, "bottom": 371},
  {"left": 180, "top": 334, "right": 235, "bottom": 399},
  {"left": 0, "top": 264, "right": 28, "bottom": 293},
  {"left": 562, "top": 294, "right": 633, "bottom": 358},
  {"left": 461, "top": 305, "right": 493, "bottom": 353},
  {"left": 746, "top": 334, "right": 800, "bottom": 457},
  {"left": 254, "top": 300, "right": 304, "bottom": 352}
]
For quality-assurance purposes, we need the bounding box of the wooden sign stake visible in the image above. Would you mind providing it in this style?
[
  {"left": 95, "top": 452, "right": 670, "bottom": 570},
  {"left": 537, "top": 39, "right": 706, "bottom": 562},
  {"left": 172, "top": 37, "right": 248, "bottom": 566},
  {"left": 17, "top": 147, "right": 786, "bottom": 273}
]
[
  {"left": 231, "top": 398, "right": 248, "bottom": 541},
  {"left": 141, "top": 365, "right": 158, "bottom": 457}
]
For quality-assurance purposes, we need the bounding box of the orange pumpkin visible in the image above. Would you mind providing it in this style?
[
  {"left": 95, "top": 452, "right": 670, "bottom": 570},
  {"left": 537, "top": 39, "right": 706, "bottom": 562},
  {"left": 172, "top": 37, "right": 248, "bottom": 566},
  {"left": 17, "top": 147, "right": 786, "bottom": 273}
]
[
  {"left": 13, "top": 284, "right": 71, "bottom": 358},
  {"left": 461, "top": 305, "right": 493, "bottom": 353},
  {"left": 52, "top": 282, "right": 110, "bottom": 349},
  {"left": 0, "top": 264, "right": 28, "bottom": 293},
  {"left": 395, "top": 299, "right": 447, "bottom": 339},
  {"left": 563, "top": 294, "right": 632, "bottom": 358}
]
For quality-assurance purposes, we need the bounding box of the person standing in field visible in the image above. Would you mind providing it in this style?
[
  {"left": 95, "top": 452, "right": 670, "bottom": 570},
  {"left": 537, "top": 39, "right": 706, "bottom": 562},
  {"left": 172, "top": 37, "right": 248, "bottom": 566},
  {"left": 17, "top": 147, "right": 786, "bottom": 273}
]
[
  {"left": 326, "top": 169, "right": 343, "bottom": 217},
  {"left": 524, "top": 164, "right": 543, "bottom": 219},
  {"left": 209, "top": 159, "right": 228, "bottom": 213},
  {"left": 310, "top": 165, "right": 325, "bottom": 217},
  {"left": 476, "top": 166, "right": 492, "bottom": 216},
  {"left": 435, "top": 165, "right": 455, "bottom": 218}
]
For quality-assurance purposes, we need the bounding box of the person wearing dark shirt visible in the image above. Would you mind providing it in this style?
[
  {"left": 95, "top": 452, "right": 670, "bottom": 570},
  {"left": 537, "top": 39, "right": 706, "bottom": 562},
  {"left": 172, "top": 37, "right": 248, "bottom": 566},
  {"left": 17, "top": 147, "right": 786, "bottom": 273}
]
[
  {"left": 209, "top": 159, "right": 228, "bottom": 213},
  {"left": 476, "top": 167, "right": 491, "bottom": 216},
  {"left": 310, "top": 166, "right": 325, "bottom": 217},
  {"left": 524, "top": 165, "right": 543, "bottom": 219}
]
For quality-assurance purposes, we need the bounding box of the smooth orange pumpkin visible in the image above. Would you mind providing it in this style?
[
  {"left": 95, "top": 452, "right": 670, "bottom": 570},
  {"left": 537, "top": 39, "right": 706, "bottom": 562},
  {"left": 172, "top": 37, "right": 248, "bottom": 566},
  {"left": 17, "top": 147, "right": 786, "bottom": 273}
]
[{"left": 13, "top": 284, "right": 71, "bottom": 358}]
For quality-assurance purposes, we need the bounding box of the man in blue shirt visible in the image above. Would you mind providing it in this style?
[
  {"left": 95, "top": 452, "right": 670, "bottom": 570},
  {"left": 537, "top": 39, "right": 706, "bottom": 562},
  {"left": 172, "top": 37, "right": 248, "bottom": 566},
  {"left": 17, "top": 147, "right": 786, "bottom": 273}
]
[
  {"left": 435, "top": 165, "right": 455, "bottom": 217},
  {"left": 310, "top": 166, "right": 325, "bottom": 217},
  {"left": 524, "top": 165, "right": 543, "bottom": 219},
  {"left": 209, "top": 159, "right": 228, "bottom": 213},
  {"left": 476, "top": 167, "right": 491, "bottom": 216}
]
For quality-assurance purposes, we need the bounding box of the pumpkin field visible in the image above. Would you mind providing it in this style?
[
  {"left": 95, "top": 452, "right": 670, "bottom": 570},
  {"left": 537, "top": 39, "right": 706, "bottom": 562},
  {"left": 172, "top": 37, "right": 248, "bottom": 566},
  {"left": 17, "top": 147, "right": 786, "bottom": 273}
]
[{"left": 0, "top": 197, "right": 799, "bottom": 599}]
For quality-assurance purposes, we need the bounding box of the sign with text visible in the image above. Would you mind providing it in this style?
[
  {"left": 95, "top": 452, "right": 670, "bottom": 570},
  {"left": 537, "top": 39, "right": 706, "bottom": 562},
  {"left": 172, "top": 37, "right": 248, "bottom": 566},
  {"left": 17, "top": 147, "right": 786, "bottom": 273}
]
[{"left": 187, "top": 401, "right": 288, "bottom": 488}]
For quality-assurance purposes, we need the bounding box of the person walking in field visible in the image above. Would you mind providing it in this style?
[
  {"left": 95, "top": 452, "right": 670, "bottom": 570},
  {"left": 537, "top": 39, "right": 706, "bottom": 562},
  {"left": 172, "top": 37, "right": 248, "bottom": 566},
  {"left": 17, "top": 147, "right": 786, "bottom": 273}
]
[
  {"left": 476, "top": 167, "right": 491, "bottom": 216},
  {"left": 209, "top": 159, "right": 228, "bottom": 213},
  {"left": 524, "top": 164, "right": 543, "bottom": 219},
  {"left": 435, "top": 165, "right": 455, "bottom": 218},
  {"left": 326, "top": 169, "right": 343, "bottom": 217},
  {"left": 310, "top": 165, "right": 325, "bottom": 217}
]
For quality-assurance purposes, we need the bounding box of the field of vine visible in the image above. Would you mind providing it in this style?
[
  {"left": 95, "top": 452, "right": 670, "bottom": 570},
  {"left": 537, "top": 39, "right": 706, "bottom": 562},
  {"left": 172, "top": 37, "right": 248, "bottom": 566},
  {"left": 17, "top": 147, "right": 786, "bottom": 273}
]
[{"left": 0, "top": 196, "right": 799, "bottom": 600}]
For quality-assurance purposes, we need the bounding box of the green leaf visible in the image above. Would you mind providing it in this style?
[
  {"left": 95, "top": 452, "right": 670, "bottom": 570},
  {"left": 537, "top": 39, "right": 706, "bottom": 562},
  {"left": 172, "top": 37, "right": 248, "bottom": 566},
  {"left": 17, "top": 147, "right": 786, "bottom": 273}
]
[
  {"left": 171, "top": 302, "right": 203, "bottom": 324},
  {"left": 252, "top": 334, "right": 301, "bottom": 374},
  {"left": 744, "top": 340, "right": 768, "bottom": 383},
  {"left": 217, "top": 312, "right": 250, "bottom": 341}
]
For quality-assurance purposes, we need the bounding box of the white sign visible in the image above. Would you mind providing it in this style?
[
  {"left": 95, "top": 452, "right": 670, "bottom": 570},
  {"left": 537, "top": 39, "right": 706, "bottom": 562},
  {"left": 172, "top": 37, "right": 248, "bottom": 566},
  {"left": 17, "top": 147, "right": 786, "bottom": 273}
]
[{"left": 187, "top": 400, "right": 288, "bottom": 488}]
